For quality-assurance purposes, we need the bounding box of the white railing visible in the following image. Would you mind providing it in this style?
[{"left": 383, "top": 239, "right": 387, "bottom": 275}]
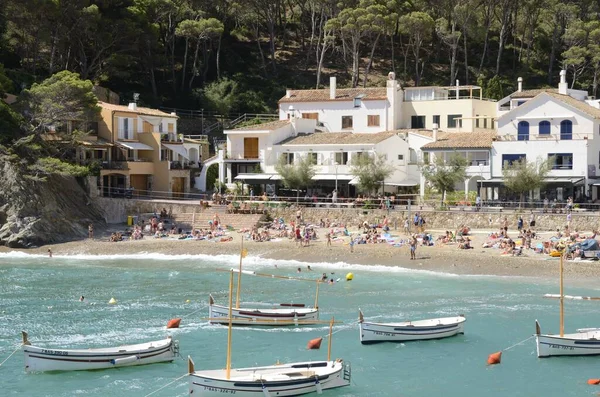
[{"left": 495, "top": 133, "right": 592, "bottom": 141}]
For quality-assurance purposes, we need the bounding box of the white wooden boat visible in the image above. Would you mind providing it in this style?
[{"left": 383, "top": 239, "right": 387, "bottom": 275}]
[
  {"left": 209, "top": 296, "right": 320, "bottom": 326},
  {"left": 188, "top": 358, "right": 350, "bottom": 396},
  {"left": 358, "top": 310, "right": 466, "bottom": 344},
  {"left": 22, "top": 332, "right": 178, "bottom": 372},
  {"left": 189, "top": 270, "right": 351, "bottom": 396},
  {"left": 535, "top": 248, "right": 600, "bottom": 357},
  {"left": 207, "top": 238, "right": 322, "bottom": 326}
]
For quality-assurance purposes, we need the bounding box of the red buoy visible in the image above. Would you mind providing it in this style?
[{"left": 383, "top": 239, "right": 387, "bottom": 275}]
[
  {"left": 167, "top": 318, "right": 181, "bottom": 329},
  {"left": 487, "top": 351, "right": 502, "bottom": 365},
  {"left": 588, "top": 379, "right": 600, "bottom": 385},
  {"left": 307, "top": 337, "right": 323, "bottom": 350}
]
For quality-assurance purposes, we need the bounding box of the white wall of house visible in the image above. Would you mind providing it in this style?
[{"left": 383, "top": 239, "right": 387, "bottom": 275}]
[{"left": 278, "top": 99, "right": 389, "bottom": 133}]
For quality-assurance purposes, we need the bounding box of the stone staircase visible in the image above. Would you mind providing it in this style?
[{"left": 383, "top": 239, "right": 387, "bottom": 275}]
[{"left": 171, "top": 205, "right": 264, "bottom": 231}]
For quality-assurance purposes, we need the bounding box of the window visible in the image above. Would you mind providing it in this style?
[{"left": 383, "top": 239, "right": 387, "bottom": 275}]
[
  {"left": 308, "top": 152, "right": 318, "bottom": 164},
  {"left": 423, "top": 152, "right": 430, "bottom": 164},
  {"left": 539, "top": 120, "right": 551, "bottom": 135},
  {"left": 411, "top": 115, "right": 425, "bottom": 129},
  {"left": 158, "top": 123, "right": 163, "bottom": 133},
  {"left": 281, "top": 152, "right": 294, "bottom": 164},
  {"left": 397, "top": 154, "right": 404, "bottom": 160},
  {"left": 367, "top": 115, "right": 380, "bottom": 127},
  {"left": 432, "top": 115, "right": 440, "bottom": 127},
  {"left": 302, "top": 113, "right": 318, "bottom": 120},
  {"left": 468, "top": 152, "right": 489, "bottom": 166},
  {"left": 548, "top": 153, "right": 573, "bottom": 170},
  {"left": 517, "top": 101, "right": 526, "bottom": 106},
  {"left": 502, "top": 154, "right": 526, "bottom": 169},
  {"left": 168, "top": 123, "right": 174, "bottom": 133},
  {"left": 560, "top": 120, "right": 572, "bottom": 140},
  {"left": 447, "top": 114, "right": 462, "bottom": 128},
  {"left": 483, "top": 118, "right": 488, "bottom": 129},
  {"left": 476, "top": 115, "right": 480, "bottom": 128},
  {"left": 335, "top": 151, "right": 349, "bottom": 165},
  {"left": 342, "top": 116, "right": 353, "bottom": 129},
  {"left": 409, "top": 149, "right": 418, "bottom": 164},
  {"left": 353, "top": 96, "right": 363, "bottom": 107},
  {"left": 491, "top": 119, "right": 495, "bottom": 129},
  {"left": 517, "top": 121, "right": 530, "bottom": 141}
]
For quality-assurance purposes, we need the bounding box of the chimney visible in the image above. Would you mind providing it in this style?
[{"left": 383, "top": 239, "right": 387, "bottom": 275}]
[
  {"left": 128, "top": 102, "right": 137, "bottom": 111},
  {"left": 558, "top": 70, "right": 568, "bottom": 95},
  {"left": 330, "top": 77, "right": 336, "bottom": 100},
  {"left": 432, "top": 123, "right": 439, "bottom": 142},
  {"left": 517, "top": 77, "right": 523, "bottom": 92},
  {"left": 285, "top": 89, "right": 291, "bottom": 98},
  {"left": 455, "top": 79, "right": 460, "bottom": 99},
  {"left": 386, "top": 72, "right": 399, "bottom": 130}
]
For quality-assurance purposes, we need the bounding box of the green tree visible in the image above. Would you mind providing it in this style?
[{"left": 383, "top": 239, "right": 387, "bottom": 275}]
[
  {"left": 349, "top": 153, "right": 394, "bottom": 195},
  {"left": 421, "top": 152, "right": 468, "bottom": 207},
  {"left": 275, "top": 154, "right": 316, "bottom": 202},
  {"left": 399, "top": 12, "right": 435, "bottom": 86},
  {"left": 199, "top": 77, "right": 238, "bottom": 116},
  {"left": 503, "top": 157, "right": 553, "bottom": 207}
]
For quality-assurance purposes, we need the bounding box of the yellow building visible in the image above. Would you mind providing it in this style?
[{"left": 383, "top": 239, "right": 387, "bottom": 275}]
[{"left": 79, "top": 101, "right": 205, "bottom": 198}]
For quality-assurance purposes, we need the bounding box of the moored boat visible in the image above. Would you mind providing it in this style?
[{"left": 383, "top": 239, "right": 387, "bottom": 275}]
[
  {"left": 22, "top": 332, "right": 178, "bottom": 372},
  {"left": 535, "top": 247, "right": 600, "bottom": 357},
  {"left": 190, "top": 269, "right": 351, "bottom": 396},
  {"left": 358, "top": 310, "right": 466, "bottom": 344}
]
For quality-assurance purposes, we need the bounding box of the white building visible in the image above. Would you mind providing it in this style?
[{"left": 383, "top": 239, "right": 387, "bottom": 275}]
[{"left": 488, "top": 71, "right": 600, "bottom": 201}]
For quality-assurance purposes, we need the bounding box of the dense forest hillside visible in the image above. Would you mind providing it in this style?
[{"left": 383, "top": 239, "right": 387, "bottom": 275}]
[{"left": 1, "top": 0, "right": 599, "bottom": 113}]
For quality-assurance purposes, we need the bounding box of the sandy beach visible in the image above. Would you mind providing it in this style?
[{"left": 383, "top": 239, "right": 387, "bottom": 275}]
[{"left": 3, "top": 225, "right": 600, "bottom": 286}]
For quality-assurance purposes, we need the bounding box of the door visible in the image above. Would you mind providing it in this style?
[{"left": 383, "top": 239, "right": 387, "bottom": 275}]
[
  {"left": 130, "top": 175, "right": 148, "bottom": 196},
  {"left": 172, "top": 177, "right": 185, "bottom": 199},
  {"left": 517, "top": 121, "right": 529, "bottom": 141},
  {"left": 244, "top": 138, "right": 259, "bottom": 159}
]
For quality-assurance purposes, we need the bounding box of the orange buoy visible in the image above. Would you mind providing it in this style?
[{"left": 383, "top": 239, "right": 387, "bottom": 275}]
[
  {"left": 167, "top": 318, "right": 181, "bottom": 329},
  {"left": 307, "top": 337, "right": 323, "bottom": 350},
  {"left": 588, "top": 379, "right": 600, "bottom": 385},
  {"left": 487, "top": 351, "right": 502, "bottom": 365}
]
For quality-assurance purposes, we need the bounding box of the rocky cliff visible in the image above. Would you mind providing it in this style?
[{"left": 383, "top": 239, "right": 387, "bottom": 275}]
[{"left": 0, "top": 158, "right": 106, "bottom": 248}]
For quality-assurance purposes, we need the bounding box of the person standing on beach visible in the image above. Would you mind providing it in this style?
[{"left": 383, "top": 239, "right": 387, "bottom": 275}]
[
  {"left": 88, "top": 224, "right": 94, "bottom": 239},
  {"left": 517, "top": 216, "right": 523, "bottom": 232},
  {"left": 409, "top": 235, "right": 417, "bottom": 260},
  {"left": 502, "top": 217, "right": 508, "bottom": 234},
  {"left": 529, "top": 211, "right": 536, "bottom": 229},
  {"left": 326, "top": 232, "right": 332, "bottom": 247},
  {"left": 48, "top": 249, "right": 52, "bottom": 258}
]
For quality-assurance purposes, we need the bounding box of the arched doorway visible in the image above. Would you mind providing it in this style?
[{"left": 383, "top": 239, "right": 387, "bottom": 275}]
[{"left": 517, "top": 121, "right": 529, "bottom": 141}]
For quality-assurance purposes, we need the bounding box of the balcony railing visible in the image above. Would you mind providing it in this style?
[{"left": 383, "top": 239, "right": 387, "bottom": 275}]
[{"left": 495, "top": 133, "right": 591, "bottom": 141}]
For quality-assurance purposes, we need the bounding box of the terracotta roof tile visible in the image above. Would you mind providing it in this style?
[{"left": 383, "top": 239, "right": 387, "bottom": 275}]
[
  {"left": 231, "top": 120, "right": 291, "bottom": 131},
  {"left": 510, "top": 88, "right": 557, "bottom": 98},
  {"left": 279, "top": 87, "right": 387, "bottom": 103},
  {"left": 99, "top": 102, "right": 178, "bottom": 118},
  {"left": 544, "top": 92, "right": 600, "bottom": 119},
  {"left": 280, "top": 131, "right": 397, "bottom": 145},
  {"left": 422, "top": 131, "right": 496, "bottom": 150}
]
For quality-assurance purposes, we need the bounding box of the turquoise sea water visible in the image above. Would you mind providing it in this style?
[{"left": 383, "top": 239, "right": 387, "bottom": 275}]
[{"left": 1, "top": 252, "right": 600, "bottom": 396}]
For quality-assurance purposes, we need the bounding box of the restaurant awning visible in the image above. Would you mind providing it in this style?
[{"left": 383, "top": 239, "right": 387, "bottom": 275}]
[
  {"left": 384, "top": 179, "right": 420, "bottom": 186},
  {"left": 481, "top": 177, "right": 584, "bottom": 184},
  {"left": 116, "top": 141, "right": 154, "bottom": 151},
  {"left": 234, "top": 173, "right": 276, "bottom": 180},
  {"left": 311, "top": 174, "right": 354, "bottom": 181},
  {"left": 162, "top": 143, "right": 189, "bottom": 160}
]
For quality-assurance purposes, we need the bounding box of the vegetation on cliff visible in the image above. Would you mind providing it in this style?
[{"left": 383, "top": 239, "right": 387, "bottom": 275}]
[{"left": 2, "top": 0, "right": 600, "bottom": 112}]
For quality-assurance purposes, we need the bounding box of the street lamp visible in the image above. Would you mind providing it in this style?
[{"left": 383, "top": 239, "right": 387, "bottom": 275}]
[{"left": 334, "top": 162, "right": 339, "bottom": 192}]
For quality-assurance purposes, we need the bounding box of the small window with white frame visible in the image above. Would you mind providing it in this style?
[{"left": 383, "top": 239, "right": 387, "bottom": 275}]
[
  {"left": 281, "top": 152, "right": 294, "bottom": 164},
  {"left": 342, "top": 116, "right": 353, "bottom": 129},
  {"left": 335, "top": 151, "right": 349, "bottom": 165},
  {"left": 308, "top": 152, "right": 318, "bottom": 164}
]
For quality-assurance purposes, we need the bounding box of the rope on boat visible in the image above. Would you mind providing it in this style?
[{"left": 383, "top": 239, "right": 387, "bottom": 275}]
[
  {"left": 322, "top": 320, "right": 358, "bottom": 339},
  {"left": 503, "top": 335, "right": 534, "bottom": 352},
  {"left": 0, "top": 344, "right": 22, "bottom": 367},
  {"left": 180, "top": 304, "right": 207, "bottom": 319},
  {"left": 144, "top": 373, "right": 188, "bottom": 397}
]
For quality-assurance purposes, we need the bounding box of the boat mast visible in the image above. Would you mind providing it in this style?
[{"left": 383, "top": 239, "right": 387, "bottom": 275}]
[
  {"left": 327, "top": 317, "right": 334, "bottom": 361},
  {"left": 314, "top": 279, "right": 320, "bottom": 309},
  {"left": 559, "top": 250, "right": 564, "bottom": 337},
  {"left": 235, "top": 237, "right": 244, "bottom": 309},
  {"left": 226, "top": 270, "right": 234, "bottom": 379}
]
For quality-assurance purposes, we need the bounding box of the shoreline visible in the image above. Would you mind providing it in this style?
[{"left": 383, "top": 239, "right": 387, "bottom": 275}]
[{"left": 2, "top": 228, "right": 599, "bottom": 288}]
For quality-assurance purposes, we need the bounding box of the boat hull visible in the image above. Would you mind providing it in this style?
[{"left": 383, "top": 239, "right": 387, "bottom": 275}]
[
  {"left": 189, "top": 360, "right": 351, "bottom": 396},
  {"left": 24, "top": 338, "right": 177, "bottom": 372},
  {"left": 536, "top": 331, "right": 600, "bottom": 357},
  {"left": 359, "top": 316, "right": 466, "bottom": 344},
  {"left": 209, "top": 304, "right": 319, "bottom": 326}
]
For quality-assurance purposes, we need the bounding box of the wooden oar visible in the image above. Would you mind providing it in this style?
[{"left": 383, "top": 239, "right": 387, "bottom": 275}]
[{"left": 544, "top": 294, "right": 600, "bottom": 300}]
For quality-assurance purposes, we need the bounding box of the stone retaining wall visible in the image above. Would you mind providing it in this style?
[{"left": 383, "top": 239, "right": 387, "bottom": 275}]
[
  {"left": 268, "top": 207, "right": 600, "bottom": 232},
  {"left": 93, "top": 198, "right": 600, "bottom": 232}
]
